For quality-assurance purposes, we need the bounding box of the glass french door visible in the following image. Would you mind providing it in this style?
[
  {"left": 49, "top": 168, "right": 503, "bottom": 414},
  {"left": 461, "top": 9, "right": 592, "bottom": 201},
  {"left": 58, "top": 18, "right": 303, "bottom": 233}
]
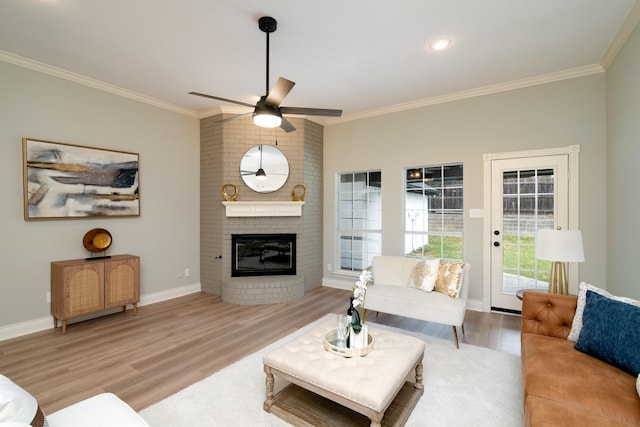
[{"left": 490, "top": 155, "right": 568, "bottom": 312}]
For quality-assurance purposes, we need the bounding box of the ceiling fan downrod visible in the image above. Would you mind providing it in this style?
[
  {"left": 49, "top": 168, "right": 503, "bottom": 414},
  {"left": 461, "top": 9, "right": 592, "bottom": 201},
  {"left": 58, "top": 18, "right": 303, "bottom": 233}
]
[
  {"left": 188, "top": 15, "right": 341, "bottom": 133},
  {"left": 258, "top": 16, "right": 277, "bottom": 96}
]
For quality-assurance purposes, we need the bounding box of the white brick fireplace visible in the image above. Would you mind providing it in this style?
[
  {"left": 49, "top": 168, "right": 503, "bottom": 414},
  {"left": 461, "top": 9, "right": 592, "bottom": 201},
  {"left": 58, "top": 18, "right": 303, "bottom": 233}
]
[
  {"left": 220, "top": 211, "right": 304, "bottom": 305},
  {"left": 200, "top": 115, "right": 323, "bottom": 305}
]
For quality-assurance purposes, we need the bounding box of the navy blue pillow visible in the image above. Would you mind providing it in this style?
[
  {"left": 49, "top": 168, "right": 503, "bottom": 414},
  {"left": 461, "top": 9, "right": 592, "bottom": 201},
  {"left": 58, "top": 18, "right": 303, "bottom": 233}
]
[{"left": 575, "top": 290, "right": 640, "bottom": 376}]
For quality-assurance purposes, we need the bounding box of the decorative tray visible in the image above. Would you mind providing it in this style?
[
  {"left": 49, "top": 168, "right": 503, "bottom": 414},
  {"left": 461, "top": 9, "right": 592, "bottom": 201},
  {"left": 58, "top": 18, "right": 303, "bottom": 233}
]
[{"left": 323, "top": 329, "right": 374, "bottom": 358}]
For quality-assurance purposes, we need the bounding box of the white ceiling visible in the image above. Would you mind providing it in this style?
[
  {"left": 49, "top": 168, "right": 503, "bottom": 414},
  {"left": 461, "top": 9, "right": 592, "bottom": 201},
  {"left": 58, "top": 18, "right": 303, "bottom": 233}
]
[{"left": 1, "top": 0, "right": 639, "bottom": 123}]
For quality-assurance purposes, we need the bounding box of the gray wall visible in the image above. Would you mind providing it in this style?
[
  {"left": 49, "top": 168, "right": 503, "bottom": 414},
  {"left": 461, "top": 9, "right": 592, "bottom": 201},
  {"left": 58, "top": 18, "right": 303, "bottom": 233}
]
[
  {"left": 607, "top": 24, "right": 640, "bottom": 299},
  {"left": 0, "top": 61, "right": 200, "bottom": 328},
  {"left": 323, "top": 74, "right": 608, "bottom": 303}
]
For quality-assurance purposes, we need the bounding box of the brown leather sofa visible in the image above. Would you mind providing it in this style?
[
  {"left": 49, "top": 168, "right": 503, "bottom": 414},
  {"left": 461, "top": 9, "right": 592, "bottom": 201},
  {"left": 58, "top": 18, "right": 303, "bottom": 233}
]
[{"left": 521, "top": 291, "right": 640, "bottom": 427}]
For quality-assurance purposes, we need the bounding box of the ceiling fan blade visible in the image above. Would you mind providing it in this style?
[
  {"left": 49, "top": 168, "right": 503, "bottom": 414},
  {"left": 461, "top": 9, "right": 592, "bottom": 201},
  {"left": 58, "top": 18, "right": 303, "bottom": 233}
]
[
  {"left": 189, "top": 92, "right": 255, "bottom": 108},
  {"left": 216, "top": 112, "right": 252, "bottom": 124},
  {"left": 265, "top": 77, "right": 295, "bottom": 106},
  {"left": 280, "top": 117, "right": 296, "bottom": 133},
  {"left": 280, "top": 106, "right": 342, "bottom": 117}
]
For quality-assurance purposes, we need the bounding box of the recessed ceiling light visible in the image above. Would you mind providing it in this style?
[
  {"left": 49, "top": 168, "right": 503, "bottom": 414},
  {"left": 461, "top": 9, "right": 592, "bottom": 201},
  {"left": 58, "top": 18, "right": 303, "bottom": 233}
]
[{"left": 429, "top": 39, "right": 451, "bottom": 51}]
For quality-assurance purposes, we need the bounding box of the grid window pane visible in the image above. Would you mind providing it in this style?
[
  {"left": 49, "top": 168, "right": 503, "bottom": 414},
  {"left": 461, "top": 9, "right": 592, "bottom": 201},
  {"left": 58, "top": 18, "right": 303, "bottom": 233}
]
[
  {"left": 404, "top": 164, "right": 463, "bottom": 260},
  {"left": 337, "top": 171, "right": 382, "bottom": 272},
  {"left": 501, "top": 168, "right": 556, "bottom": 292}
]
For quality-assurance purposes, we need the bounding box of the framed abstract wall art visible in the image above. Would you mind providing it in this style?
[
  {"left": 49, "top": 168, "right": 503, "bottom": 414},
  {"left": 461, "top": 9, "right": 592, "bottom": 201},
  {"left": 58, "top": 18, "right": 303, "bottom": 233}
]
[{"left": 22, "top": 138, "right": 140, "bottom": 220}]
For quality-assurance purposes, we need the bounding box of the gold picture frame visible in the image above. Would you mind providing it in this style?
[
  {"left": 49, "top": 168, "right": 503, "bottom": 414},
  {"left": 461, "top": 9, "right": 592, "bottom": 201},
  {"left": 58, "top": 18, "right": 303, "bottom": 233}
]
[{"left": 22, "top": 138, "right": 140, "bottom": 220}]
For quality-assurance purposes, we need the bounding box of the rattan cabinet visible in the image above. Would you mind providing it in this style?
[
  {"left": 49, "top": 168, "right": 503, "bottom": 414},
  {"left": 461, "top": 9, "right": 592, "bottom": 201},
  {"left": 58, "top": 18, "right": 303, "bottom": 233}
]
[{"left": 51, "top": 254, "right": 139, "bottom": 334}]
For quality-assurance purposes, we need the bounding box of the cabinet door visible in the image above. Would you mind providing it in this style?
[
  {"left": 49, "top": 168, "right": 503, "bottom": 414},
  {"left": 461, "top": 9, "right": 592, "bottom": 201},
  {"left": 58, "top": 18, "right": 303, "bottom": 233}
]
[
  {"left": 104, "top": 257, "right": 139, "bottom": 308},
  {"left": 63, "top": 263, "right": 105, "bottom": 317}
]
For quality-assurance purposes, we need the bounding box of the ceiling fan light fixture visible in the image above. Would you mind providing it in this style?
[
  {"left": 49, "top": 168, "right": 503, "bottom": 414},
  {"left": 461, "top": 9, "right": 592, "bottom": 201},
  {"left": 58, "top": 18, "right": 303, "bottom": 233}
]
[{"left": 253, "top": 111, "right": 282, "bottom": 128}]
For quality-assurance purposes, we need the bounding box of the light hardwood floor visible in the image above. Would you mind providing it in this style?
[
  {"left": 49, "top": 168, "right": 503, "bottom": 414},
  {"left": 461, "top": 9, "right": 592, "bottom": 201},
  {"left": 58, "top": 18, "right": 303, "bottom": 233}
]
[{"left": 0, "top": 287, "right": 521, "bottom": 414}]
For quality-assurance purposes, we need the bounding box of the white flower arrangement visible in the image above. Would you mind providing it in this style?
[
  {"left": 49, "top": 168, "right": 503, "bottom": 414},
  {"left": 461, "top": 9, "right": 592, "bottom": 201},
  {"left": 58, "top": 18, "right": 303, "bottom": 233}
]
[{"left": 352, "top": 269, "right": 372, "bottom": 323}]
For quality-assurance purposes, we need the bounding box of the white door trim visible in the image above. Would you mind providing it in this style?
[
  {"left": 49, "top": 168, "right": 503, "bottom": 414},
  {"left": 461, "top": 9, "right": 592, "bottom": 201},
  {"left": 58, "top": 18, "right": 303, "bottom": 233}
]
[{"left": 482, "top": 145, "right": 580, "bottom": 312}]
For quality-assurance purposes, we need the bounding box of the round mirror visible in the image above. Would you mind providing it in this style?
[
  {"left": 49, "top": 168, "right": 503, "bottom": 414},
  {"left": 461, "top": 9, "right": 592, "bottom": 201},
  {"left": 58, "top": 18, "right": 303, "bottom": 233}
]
[{"left": 240, "top": 145, "right": 289, "bottom": 193}]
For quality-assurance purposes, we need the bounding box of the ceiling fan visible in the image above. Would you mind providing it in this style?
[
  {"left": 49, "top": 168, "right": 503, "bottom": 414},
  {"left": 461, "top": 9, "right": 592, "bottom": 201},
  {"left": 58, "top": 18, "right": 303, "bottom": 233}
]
[{"left": 189, "top": 16, "right": 342, "bottom": 133}]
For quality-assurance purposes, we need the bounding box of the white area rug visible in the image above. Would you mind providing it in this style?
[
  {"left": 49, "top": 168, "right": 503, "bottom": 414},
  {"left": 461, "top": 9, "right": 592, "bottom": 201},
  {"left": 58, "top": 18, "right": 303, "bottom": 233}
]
[{"left": 140, "top": 315, "right": 523, "bottom": 426}]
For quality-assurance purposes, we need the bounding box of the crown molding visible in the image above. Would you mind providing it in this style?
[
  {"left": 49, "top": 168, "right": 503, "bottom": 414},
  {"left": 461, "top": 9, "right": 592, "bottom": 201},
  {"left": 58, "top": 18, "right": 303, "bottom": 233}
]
[
  {"left": 198, "top": 105, "right": 251, "bottom": 119},
  {"left": 0, "top": 50, "right": 200, "bottom": 118},
  {"left": 600, "top": 0, "right": 640, "bottom": 69},
  {"left": 0, "top": 44, "right": 614, "bottom": 126},
  {"left": 329, "top": 64, "right": 605, "bottom": 125}
]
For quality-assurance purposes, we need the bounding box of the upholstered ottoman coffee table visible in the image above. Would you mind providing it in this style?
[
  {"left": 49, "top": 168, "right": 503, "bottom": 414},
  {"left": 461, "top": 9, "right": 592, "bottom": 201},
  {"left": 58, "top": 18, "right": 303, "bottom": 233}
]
[{"left": 263, "top": 318, "right": 425, "bottom": 427}]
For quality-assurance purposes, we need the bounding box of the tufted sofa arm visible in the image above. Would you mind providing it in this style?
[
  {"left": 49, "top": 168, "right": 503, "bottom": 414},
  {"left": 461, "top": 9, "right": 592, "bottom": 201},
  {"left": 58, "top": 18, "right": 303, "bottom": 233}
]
[{"left": 521, "top": 291, "right": 577, "bottom": 339}]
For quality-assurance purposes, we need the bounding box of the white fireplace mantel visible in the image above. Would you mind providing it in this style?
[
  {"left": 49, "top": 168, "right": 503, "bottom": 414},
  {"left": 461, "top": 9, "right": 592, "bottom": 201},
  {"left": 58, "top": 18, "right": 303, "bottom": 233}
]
[{"left": 222, "top": 201, "right": 305, "bottom": 217}]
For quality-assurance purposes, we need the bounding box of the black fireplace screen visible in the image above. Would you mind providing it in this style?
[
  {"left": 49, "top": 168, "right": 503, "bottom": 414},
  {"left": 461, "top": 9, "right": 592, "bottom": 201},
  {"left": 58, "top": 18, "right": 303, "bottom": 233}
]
[{"left": 231, "top": 234, "right": 296, "bottom": 277}]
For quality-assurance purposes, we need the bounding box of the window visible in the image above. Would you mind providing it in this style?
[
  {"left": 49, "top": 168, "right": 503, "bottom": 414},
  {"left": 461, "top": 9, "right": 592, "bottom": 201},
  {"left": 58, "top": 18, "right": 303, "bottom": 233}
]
[
  {"left": 337, "top": 171, "right": 382, "bottom": 272},
  {"left": 404, "top": 164, "right": 463, "bottom": 260}
]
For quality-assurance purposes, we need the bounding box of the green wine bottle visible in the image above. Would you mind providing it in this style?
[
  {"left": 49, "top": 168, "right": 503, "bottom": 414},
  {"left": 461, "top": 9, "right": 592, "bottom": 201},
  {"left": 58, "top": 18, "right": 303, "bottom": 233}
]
[{"left": 351, "top": 304, "right": 362, "bottom": 335}]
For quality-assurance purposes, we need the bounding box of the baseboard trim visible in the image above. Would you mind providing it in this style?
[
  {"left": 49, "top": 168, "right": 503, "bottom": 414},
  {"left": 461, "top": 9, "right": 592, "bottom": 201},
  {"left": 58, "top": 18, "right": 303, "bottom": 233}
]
[
  {"left": 0, "top": 317, "right": 52, "bottom": 342},
  {"left": 466, "top": 300, "right": 483, "bottom": 312},
  {"left": 321, "top": 277, "right": 352, "bottom": 290},
  {"left": 0, "top": 282, "right": 202, "bottom": 341},
  {"left": 139, "top": 282, "right": 202, "bottom": 306}
]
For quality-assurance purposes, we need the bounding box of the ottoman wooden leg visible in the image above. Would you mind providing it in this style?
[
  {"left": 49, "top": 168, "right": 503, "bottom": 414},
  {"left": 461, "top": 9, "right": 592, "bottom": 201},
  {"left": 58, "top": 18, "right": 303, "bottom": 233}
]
[
  {"left": 415, "top": 357, "right": 424, "bottom": 390},
  {"left": 263, "top": 365, "right": 274, "bottom": 412}
]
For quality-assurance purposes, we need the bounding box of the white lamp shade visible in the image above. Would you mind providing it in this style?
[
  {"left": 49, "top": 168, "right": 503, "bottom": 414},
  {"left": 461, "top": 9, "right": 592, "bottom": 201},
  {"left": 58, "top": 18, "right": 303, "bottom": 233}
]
[{"left": 536, "top": 229, "right": 585, "bottom": 262}]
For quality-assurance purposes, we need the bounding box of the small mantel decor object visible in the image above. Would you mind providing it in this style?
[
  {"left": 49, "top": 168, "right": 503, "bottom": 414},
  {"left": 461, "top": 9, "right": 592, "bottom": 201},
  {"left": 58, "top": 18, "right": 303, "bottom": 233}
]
[
  {"left": 221, "top": 183, "right": 238, "bottom": 201},
  {"left": 83, "top": 228, "right": 112, "bottom": 260},
  {"left": 350, "top": 269, "right": 372, "bottom": 349},
  {"left": 291, "top": 184, "right": 306, "bottom": 201}
]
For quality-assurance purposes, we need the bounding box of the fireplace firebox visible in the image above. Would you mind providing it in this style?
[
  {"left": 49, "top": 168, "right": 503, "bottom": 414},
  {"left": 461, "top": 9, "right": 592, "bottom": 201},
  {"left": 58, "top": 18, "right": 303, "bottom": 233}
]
[{"left": 231, "top": 234, "right": 296, "bottom": 277}]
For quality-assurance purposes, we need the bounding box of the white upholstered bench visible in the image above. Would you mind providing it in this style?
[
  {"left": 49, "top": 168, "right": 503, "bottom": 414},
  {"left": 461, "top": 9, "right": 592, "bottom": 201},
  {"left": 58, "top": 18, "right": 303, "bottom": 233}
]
[
  {"left": 365, "top": 255, "right": 470, "bottom": 348},
  {"left": 263, "top": 318, "right": 425, "bottom": 427}
]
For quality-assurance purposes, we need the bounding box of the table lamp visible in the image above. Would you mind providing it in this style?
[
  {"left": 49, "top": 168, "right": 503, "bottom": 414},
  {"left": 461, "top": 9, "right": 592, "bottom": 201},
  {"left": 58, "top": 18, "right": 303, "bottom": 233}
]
[{"left": 535, "top": 228, "right": 584, "bottom": 295}]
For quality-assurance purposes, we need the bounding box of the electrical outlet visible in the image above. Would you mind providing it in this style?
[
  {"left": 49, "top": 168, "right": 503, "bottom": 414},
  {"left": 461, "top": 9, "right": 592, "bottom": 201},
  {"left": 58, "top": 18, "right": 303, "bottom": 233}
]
[
  {"left": 46, "top": 292, "right": 51, "bottom": 303},
  {"left": 327, "top": 263, "right": 332, "bottom": 271},
  {"left": 184, "top": 268, "right": 191, "bottom": 277}
]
